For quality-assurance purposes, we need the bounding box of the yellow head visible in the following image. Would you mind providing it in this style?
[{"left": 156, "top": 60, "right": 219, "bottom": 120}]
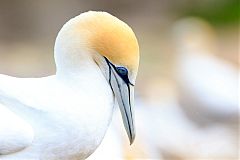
[
  {"left": 55, "top": 11, "right": 139, "bottom": 79},
  {"left": 55, "top": 11, "right": 139, "bottom": 144}
]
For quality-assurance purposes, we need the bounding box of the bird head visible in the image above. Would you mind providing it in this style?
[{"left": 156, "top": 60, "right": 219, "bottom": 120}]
[{"left": 54, "top": 11, "right": 139, "bottom": 144}]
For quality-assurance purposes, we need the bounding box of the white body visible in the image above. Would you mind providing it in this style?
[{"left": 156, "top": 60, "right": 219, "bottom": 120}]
[
  {"left": 177, "top": 51, "right": 238, "bottom": 116},
  {"left": 0, "top": 70, "right": 114, "bottom": 160},
  {"left": 135, "top": 100, "right": 237, "bottom": 159},
  {"left": 87, "top": 110, "right": 123, "bottom": 160}
]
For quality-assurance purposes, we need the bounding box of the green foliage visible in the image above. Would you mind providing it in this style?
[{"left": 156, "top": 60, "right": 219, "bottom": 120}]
[{"left": 181, "top": 0, "right": 239, "bottom": 26}]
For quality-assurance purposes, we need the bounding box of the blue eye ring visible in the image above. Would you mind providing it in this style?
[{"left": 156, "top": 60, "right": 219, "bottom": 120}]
[
  {"left": 116, "top": 67, "right": 128, "bottom": 76},
  {"left": 104, "top": 57, "right": 134, "bottom": 86}
]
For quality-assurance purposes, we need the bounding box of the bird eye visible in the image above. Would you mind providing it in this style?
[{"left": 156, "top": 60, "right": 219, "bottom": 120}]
[{"left": 116, "top": 67, "right": 128, "bottom": 76}]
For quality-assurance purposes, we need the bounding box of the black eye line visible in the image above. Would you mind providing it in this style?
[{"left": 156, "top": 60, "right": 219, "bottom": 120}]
[
  {"left": 104, "top": 57, "right": 134, "bottom": 86},
  {"left": 105, "top": 58, "right": 114, "bottom": 93}
]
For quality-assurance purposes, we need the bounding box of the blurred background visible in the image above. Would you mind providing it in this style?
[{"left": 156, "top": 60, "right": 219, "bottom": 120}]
[{"left": 0, "top": 0, "right": 239, "bottom": 159}]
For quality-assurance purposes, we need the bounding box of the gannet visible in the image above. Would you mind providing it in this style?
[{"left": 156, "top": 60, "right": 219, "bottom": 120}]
[
  {"left": 87, "top": 110, "right": 123, "bottom": 160},
  {"left": 173, "top": 18, "right": 238, "bottom": 122},
  {"left": 0, "top": 11, "right": 139, "bottom": 160},
  {"left": 136, "top": 99, "right": 237, "bottom": 159}
]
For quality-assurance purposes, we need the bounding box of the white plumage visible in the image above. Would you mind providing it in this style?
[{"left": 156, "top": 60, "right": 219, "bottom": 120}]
[{"left": 0, "top": 72, "right": 114, "bottom": 160}]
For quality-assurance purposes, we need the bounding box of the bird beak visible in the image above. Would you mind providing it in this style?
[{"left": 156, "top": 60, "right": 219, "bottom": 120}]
[{"left": 105, "top": 58, "right": 135, "bottom": 145}]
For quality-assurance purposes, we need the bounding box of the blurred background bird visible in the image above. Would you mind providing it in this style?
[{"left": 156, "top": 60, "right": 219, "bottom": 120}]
[
  {"left": 0, "top": 0, "right": 238, "bottom": 160},
  {"left": 173, "top": 18, "right": 238, "bottom": 124}
]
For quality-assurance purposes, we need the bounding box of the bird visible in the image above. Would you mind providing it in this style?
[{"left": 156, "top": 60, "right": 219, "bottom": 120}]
[
  {"left": 86, "top": 109, "right": 124, "bottom": 160},
  {"left": 0, "top": 11, "right": 139, "bottom": 160},
  {"left": 135, "top": 98, "right": 237, "bottom": 159},
  {"left": 172, "top": 17, "right": 238, "bottom": 124}
]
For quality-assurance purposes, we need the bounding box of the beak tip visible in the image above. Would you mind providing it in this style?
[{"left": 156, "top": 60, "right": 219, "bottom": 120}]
[{"left": 129, "top": 134, "right": 135, "bottom": 145}]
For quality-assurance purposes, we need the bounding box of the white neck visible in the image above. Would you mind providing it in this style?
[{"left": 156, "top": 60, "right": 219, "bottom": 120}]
[
  {"left": 53, "top": 19, "right": 114, "bottom": 112},
  {"left": 53, "top": 17, "right": 95, "bottom": 75}
]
